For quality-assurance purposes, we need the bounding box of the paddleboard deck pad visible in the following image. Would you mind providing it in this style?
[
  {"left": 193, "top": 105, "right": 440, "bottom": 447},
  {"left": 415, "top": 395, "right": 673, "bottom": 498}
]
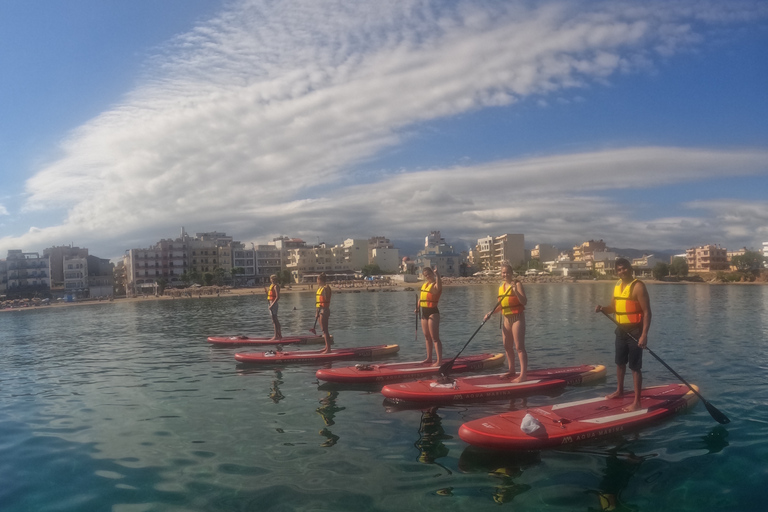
[
  {"left": 234, "top": 344, "right": 399, "bottom": 364},
  {"left": 381, "top": 364, "right": 605, "bottom": 403},
  {"left": 459, "top": 383, "right": 699, "bottom": 450},
  {"left": 315, "top": 353, "right": 505, "bottom": 383},
  {"left": 207, "top": 334, "right": 331, "bottom": 346}
]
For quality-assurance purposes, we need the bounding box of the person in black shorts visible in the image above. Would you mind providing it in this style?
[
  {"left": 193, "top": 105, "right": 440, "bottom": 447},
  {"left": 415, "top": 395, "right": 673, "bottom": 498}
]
[
  {"left": 595, "top": 258, "right": 652, "bottom": 412},
  {"left": 416, "top": 267, "right": 443, "bottom": 366}
]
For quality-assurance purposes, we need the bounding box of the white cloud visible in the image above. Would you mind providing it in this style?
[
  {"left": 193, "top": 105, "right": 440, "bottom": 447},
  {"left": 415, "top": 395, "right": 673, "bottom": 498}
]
[
  {"left": 0, "top": 204, "right": 8, "bottom": 216},
  {"left": 3, "top": 0, "right": 767, "bottom": 258}
]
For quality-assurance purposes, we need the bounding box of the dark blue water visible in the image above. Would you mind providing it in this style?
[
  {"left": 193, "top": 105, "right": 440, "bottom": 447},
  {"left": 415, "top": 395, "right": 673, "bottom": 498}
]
[{"left": 1, "top": 283, "right": 766, "bottom": 511}]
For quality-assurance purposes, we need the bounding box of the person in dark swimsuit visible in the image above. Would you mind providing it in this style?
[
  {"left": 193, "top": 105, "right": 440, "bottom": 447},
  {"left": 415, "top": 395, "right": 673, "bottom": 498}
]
[{"left": 416, "top": 267, "right": 443, "bottom": 366}]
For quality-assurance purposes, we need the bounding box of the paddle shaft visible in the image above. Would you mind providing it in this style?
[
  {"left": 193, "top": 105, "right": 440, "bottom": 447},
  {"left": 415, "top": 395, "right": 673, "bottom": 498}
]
[
  {"left": 415, "top": 294, "right": 420, "bottom": 342},
  {"left": 600, "top": 310, "right": 730, "bottom": 424},
  {"left": 439, "top": 283, "right": 516, "bottom": 375}
]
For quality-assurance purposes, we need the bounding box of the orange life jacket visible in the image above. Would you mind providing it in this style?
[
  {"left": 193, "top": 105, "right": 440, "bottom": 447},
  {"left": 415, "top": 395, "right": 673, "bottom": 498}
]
[
  {"left": 498, "top": 283, "right": 524, "bottom": 316},
  {"left": 316, "top": 286, "right": 330, "bottom": 308},
  {"left": 614, "top": 279, "right": 642, "bottom": 325},
  {"left": 419, "top": 282, "right": 439, "bottom": 308},
  {"left": 267, "top": 284, "right": 277, "bottom": 301}
]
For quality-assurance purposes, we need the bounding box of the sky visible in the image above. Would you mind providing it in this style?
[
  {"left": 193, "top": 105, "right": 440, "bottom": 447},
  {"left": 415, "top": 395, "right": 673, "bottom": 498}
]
[{"left": 1, "top": 0, "right": 767, "bottom": 260}]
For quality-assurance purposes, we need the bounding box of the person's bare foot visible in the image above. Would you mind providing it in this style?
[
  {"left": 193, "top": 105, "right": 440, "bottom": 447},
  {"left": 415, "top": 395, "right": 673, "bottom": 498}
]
[
  {"left": 605, "top": 390, "right": 623, "bottom": 399},
  {"left": 622, "top": 402, "right": 642, "bottom": 412},
  {"left": 510, "top": 374, "right": 527, "bottom": 383},
  {"left": 432, "top": 360, "right": 443, "bottom": 367},
  {"left": 498, "top": 372, "right": 516, "bottom": 380}
]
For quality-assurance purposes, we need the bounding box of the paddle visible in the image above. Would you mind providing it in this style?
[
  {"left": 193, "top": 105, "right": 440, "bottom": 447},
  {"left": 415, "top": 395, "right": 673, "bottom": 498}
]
[
  {"left": 600, "top": 310, "right": 730, "bottom": 424},
  {"left": 309, "top": 316, "right": 318, "bottom": 335},
  {"left": 415, "top": 294, "right": 420, "bottom": 342},
  {"left": 438, "top": 283, "right": 516, "bottom": 377}
]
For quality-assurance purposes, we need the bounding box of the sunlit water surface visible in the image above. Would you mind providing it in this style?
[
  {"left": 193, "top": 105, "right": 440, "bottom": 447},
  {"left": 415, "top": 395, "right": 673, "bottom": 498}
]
[{"left": 1, "top": 283, "right": 766, "bottom": 511}]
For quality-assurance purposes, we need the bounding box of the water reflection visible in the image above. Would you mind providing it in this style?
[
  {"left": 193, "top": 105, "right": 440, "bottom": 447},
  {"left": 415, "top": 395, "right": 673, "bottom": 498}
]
[
  {"left": 579, "top": 445, "right": 653, "bottom": 512},
  {"left": 316, "top": 391, "right": 345, "bottom": 447},
  {"left": 458, "top": 446, "right": 539, "bottom": 504},
  {"left": 414, "top": 407, "right": 452, "bottom": 473},
  {"left": 269, "top": 369, "right": 285, "bottom": 403}
]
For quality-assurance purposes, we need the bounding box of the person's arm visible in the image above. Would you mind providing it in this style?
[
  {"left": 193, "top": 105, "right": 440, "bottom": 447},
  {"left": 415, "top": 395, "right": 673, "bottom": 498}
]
[
  {"left": 512, "top": 280, "right": 527, "bottom": 306},
  {"left": 634, "top": 282, "right": 652, "bottom": 348},
  {"left": 433, "top": 269, "right": 442, "bottom": 294},
  {"left": 595, "top": 298, "right": 616, "bottom": 314}
]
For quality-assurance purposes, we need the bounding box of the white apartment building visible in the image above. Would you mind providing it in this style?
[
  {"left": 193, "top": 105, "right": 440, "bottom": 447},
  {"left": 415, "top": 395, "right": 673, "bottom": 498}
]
[
  {"left": 4, "top": 250, "right": 51, "bottom": 295},
  {"left": 475, "top": 233, "right": 525, "bottom": 271},
  {"left": 764, "top": 242, "right": 768, "bottom": 268},
  {"left": 371, "top": 247, "right": 400, "bottom": 272},
  {"left": 63, "top": 255, "right": 88, "bottom": 292},
  {"left": 339, "top": 238, "right": 368, "bottom": 270},
  {"left": 415, "top": 232, "right": 461, "bottom": 277}
]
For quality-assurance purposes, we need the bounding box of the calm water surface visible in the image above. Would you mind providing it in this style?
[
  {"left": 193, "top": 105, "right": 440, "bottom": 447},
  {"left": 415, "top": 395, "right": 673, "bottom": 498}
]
[{"left": 1, "top": 283, "right": 766, "bottom": 511}]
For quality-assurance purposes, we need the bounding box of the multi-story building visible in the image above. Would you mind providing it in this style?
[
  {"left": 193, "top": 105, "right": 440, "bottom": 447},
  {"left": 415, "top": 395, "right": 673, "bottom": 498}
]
[
  {"left": 474, "top": 234, "right": 525, "bottom": 271},
  {"left": 87, "top": 256, "right": 115, "bottom": 298},
  {"left": 415, "top": 231, "right": 461, "bottom": 277},
  {"left": 371, "top": 246, "right": 400, "bottom": 273},
  {"left": 686, "top": 245, "right": 729, "bottom": 272},
  {"left": 531, "top": 244, "right": 559, "bottom": 263},
  {"left": 338, "top": 238, "right": 368, "bottom": 271},
  {"left": 232, "top": 243, "right": 256, "bottom": 285},
  {"left": 4, "top": 250, "right": 51, "bottom": 298},
  {"left": 764, "top": 242, "right": 768, "bottom": 268},
  {"left": 124, "top": 234, "right": 189, "bottom": 295},
  {"left": 44, "top": 246, "right": 89, "bottom": 290},
  {"left": 591, "top": 251, "right": 618, "bottom": 271},
  {"left": 63, "top": 255, "right": 88, "bottom": 294},
  {"left": 631, "top": 254, "right": 662, "bottom": 277},
  {"left": 254, "top": 243, "right": 284, "bottom": 284},
  {"left": 545, "top": 255, "right": 590, "bottom": 278},
  {"left": 0, "top": 259, "right": 7, "bottom": 295},
  {"left": 287, "top": 243, "right": 353, "bottom": 282},
  {"left": 573, "top": 239, "right": 607, "bottom": 262}
]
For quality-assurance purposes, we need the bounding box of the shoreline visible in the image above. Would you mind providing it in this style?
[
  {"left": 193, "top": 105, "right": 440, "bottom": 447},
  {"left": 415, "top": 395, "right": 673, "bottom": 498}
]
[{"left": 2, "top": 274, "right": 765, "bottom": 313}]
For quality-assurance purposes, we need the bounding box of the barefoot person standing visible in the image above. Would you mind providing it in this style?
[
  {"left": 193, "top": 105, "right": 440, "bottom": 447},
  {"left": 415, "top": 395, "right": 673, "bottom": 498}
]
[
  {"left": 416, "top": 267, "right": 443, "bottom": 366},
  {"left": 595, "top": 258, "right": 652, "bottom": 412},
  {"left": 267, "top": 274, "right": 282, "bottom": 340},
  {"left": 483, "top": 261, "right": 528, "bottom": 382},
  {"left": 315, "top": 272, "right": 333, "bottom": 353}
]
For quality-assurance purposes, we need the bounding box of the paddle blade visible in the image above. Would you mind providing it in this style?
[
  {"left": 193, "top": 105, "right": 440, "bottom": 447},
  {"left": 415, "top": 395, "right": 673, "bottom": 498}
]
[
  {"left": 438, "top": 360, "right": 455, "bottom": 375},
  {"left": 309, "top": 329, "right": 316, "bottom": 335},
  {"left": 704, "top": 400, "right": 730, "bottom": 424}
]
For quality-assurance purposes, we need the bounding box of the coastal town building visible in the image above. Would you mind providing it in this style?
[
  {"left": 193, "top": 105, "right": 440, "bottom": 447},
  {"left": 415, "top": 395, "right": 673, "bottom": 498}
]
[
  {"left": 631, "top": 254, "right": 662, "bottom": 277},
  {"left": 573, "top": 239, "right": 607, "bottom": 262},
  {"left": 590, "top": 251, "right": 618, "bottom": 272},
  {"left": 686, "top": 244, "right": 729, "bottom": 272},
  {"left": 87, "top": 256, "right": 115, "bottom": 298},
  {"left": 63, "top": 255, "right": 88, "bottom": 294},
  {"left": 531, "top": 243, "right": 558, "bottom": 263},
  {"left": 44, "top": 246, "right": 89, "bottom": 290},
  {"left": 368, "top": 236, "right": 400, "bottom": 272},
  {"left": 4, "top": 250, "right": 51, "bottom": 298},
  {"left": 544, "top": 254, "right": 590, "bottom": 278},
  {"left": 764, "top": 242, "right": 768, "bottom": 268},
  {"left": 474, "top": 234, "right": 525, "bottom": 271},
  {"left": 414, "top": 231, "right": 461, "bottom": 277}
]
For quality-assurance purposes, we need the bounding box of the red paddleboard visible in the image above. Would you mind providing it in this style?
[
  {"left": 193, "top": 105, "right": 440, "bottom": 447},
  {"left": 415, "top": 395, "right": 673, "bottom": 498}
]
[
  {"left": 207, "top": 334, "right": 332, "bottom": 346},
  {"left": 234, "top": 344, "right": 399, "bottom": 364},
  {"left": 315, "top": 353, "right": 505, "bottom": 383},
  {"left": 459, "top": 383, "right": 699, "bottom": 451},
  {"left": 382, "top": 365, "right": 606, "bottom": 404}
]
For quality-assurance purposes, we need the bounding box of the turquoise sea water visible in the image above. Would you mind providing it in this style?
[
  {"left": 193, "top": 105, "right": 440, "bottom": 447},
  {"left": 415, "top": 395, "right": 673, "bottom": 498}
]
[{"left": 1, "top": 283, "right": 766, "bottom": 511}]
